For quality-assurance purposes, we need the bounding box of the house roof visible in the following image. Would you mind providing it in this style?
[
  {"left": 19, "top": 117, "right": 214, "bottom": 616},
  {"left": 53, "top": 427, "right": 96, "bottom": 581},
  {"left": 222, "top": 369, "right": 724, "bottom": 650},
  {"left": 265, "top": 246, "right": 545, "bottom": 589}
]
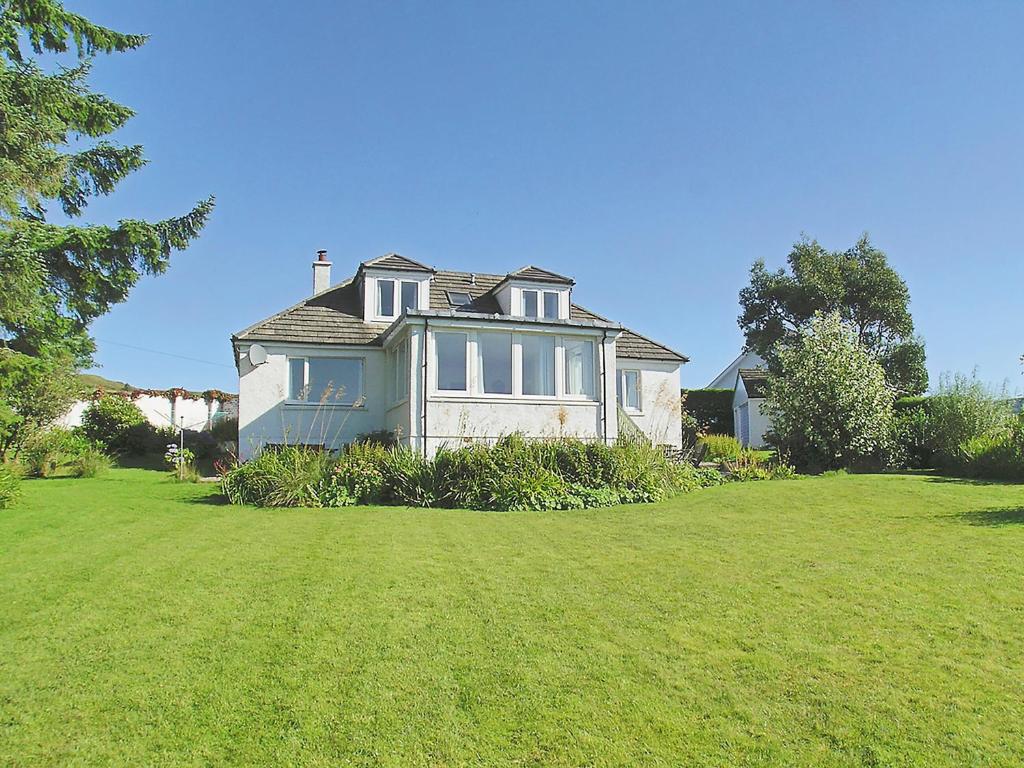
[
  {"left": 503, "top": 265, "right": 575, "bottom": 285},
  {"left": 358, "top": 253, "right": 435, "bottom": 273},
  {"left": 738, "top": 368, "right": 769, "bottom": 399},
  {"left": 233, "top": 264, "right": 686, "bottom": 363}
]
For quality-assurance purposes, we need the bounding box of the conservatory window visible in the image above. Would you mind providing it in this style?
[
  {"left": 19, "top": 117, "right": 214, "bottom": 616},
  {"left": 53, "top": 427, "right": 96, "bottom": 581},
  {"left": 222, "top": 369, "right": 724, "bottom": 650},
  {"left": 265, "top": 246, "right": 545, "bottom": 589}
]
[
  {"left": 478, "top": 331, "right": 513, "bottom": 395},
  {"left": 564, "top": 338, "right": 595, "bottom": 398},
  {"left": 435, "top": 332, "right": 468, "bottom": 391},
  {"left": 521, "top": 334, "right": 555, "bottom": 396}
]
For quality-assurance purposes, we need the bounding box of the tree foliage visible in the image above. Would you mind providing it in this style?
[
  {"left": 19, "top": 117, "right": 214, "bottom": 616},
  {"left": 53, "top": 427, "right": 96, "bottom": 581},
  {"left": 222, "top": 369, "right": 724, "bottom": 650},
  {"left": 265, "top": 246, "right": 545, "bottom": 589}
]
[
  {"left": 0, "top": 347, "right": 79, "bottom": 456},
  {"left": 739, "top": 235, "right": 927, "bottom": 396},
  {"left": 0, "top": 0, "right": 213, "bottom": 365},
  {"left": 765, "top": 312, "right": 895, "bottom": 471}
]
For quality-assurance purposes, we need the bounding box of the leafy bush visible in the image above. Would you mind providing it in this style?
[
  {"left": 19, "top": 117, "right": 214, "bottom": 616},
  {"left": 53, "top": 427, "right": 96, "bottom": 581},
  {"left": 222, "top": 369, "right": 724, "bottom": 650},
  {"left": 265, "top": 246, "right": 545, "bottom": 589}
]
[
  {"left": 71, "top": 447, "right": 112, "bottom": 478},
  {"left": 21, "top": 427, "right": 95, "bottom": 477},
  {"left": 210, "top": 416, "right": 239, "bottom": 443},
  {"left": 947, "top": 416, "right": 1024, "bottom": 481},
  {"left": 221, "top": 436, "right": 728, "bottom": 511},
  {"left": 700, "top": 433, "right": 743, "bottom": 462},
  {"left": 724, "top": 450, "right": 797, "bottom": 482},
  {"left": 80, "top": 395, "right": 147, "bottom": 454},
  {"left": 0, "top": 463, "right": 21, "bottom": 508},
  {"left": 926, "top": 372, "right": 1011, "bottom": 470},
  {"left": 889, "top": 399, "right": 933, "bottom": 469},
  {"left": 766, "top": 312, "right": 895, "bottom": 471},
  {"left": 681, "top": 389, "right": 734, "bottom": 435}
]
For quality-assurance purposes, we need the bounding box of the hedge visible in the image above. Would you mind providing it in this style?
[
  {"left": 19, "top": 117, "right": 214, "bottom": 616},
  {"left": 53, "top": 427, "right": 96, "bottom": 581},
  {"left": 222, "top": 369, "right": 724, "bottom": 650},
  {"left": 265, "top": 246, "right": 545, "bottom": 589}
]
[{"left": 681, "top": 388, "right": 734, "bottom": 435}]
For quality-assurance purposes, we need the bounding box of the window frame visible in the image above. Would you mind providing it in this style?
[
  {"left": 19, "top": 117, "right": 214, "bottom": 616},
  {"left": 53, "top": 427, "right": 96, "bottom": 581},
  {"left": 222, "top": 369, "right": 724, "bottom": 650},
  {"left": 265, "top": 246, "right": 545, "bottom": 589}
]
[
  {"left": 434, "top": 331, "right": 470, "bottom": 393},
  {"left": 446, "top": 290, "right": 473, "bottom": 307},
  {"left": 387, "top": 337, "right": 411, "bottom": 406},
  {"left": 520, "top": 288, "right": 561, "bottom": 320},
  {"left": 562, "top": 337, "right": 597, "bottom": 401},
  {"left": 617, "top": 368, "right": 642, "bottom": 412},
  {"left": 373, "top": 277, "right": 421, "bottom": 321},
  {"left": 286, "top": 355, "right": 366, "bottom": 407}
]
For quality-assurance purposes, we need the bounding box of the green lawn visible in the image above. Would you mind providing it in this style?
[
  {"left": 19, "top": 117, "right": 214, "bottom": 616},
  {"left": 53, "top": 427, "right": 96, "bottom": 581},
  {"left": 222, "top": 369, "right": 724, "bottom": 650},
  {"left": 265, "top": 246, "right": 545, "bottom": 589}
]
[{"left": 2, "top": 470, "right": 1023, "bottom": 767}]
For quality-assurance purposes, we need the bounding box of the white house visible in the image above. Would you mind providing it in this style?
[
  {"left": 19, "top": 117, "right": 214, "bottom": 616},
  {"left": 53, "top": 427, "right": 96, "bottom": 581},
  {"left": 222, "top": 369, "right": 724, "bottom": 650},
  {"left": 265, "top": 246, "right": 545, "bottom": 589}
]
[
  {"left": 232, "top": 252, "right": 687, "bottom": 459},
  {"left": 707, "top": 350, "right": 771, "bottom": 448}
]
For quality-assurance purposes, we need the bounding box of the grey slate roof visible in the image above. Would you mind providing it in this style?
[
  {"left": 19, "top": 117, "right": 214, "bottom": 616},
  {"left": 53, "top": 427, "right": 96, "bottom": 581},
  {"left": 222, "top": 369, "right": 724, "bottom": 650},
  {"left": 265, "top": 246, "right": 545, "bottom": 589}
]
[
  {"left": 234, "top": 263, "right": 687, "bottom": 363},
  {"left": 504, "top": 265, "right": 575, "bottom": 285},
  {"left": 359, "top": 253, "right": 435, "bottom": 273},
  {"left": 739, "top": 368, "right": 769, "bottom": 398}
]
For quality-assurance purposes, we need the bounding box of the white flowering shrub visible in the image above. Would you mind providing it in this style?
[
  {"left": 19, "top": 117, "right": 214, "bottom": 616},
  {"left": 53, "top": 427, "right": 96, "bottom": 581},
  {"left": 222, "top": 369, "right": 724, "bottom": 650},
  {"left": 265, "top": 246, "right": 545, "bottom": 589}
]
[{"left": 766, "top": 312, "right": 895, "bottom": 470}]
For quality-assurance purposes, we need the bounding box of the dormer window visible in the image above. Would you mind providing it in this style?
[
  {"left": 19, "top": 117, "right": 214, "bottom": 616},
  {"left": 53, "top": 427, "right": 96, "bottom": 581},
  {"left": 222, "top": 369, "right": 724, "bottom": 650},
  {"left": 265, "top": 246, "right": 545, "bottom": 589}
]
[
  {"left": 376, "top": 278, "right": 420, "bottom": 319},
  {"left": 522, "top": 289, "right": 559, "bottom": 319}
]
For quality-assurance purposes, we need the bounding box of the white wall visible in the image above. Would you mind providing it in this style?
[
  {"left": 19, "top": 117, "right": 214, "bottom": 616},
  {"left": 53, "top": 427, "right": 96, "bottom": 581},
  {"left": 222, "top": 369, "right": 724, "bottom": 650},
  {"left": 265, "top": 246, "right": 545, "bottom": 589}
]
[
  {"left": 732, "top": 380, "right": 771, "bottom": 448},
  {"left": 236, "top": 342, "right": 388, "bottom": 460},
  {"left": 59, "top": 394, "right": 236, "bottom": 432},
  {"left": 616, "top": 357, "right": 683, "bottom": 448}
]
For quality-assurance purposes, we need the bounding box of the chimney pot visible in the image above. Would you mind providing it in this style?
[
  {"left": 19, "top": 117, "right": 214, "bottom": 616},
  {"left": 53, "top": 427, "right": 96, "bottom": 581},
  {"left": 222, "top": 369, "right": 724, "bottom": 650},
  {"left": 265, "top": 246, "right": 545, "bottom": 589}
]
[{"left": 317, "top": 249, "right": 328, "bottom": 262}]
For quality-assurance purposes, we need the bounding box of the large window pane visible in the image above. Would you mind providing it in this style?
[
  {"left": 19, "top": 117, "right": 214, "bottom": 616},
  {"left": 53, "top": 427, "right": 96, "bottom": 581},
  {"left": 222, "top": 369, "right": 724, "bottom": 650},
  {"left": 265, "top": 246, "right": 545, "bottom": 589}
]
[
  {"left": 308, "top": 358, "right": 363, "bottom": 404},
  {"left": 478, "top": 332, "right": 512, "bottom": 394},
  {"left": 543, "top": 291, "right": 559, "bottom": 319},
  {"left": 400, "top": 281, "right": 418, "bottom": 313},
  {"left": 435, "top": 332, "right": 467, "bottom": 391},
  {"left": 377, "top": 279, "right": 395, "bottom": 316},
  {"left": 564, "top": 338, "right": 595, "bottom": 398},
  {"left": 522, "top": 290, "right": 538, "bottom": 318},
  {"left": 521, "top": 335, "right": 555, "bottom": 396},
  {"left": 288, "top": 358, "right": 306, "bottom": 400}
]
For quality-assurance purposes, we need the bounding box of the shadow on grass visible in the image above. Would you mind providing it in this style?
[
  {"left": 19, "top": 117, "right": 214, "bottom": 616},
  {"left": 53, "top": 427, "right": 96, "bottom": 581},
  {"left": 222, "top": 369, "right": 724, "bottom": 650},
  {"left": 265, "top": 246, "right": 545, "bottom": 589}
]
[
  {"left": 186, "top": 493, "right": 231, "bottom": 506},
  {"left": 925, "top": 474, "right": 1022, "bottom": 487},
  {"left": 956, "top": 507, "right": 1024, "bottom": 526}
]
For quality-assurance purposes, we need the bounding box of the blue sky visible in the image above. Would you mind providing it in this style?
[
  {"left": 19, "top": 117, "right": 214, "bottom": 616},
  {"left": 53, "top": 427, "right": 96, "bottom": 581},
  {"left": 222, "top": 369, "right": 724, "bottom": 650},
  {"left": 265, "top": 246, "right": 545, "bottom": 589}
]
[{"left": 71, "top": 0, "right": 1023, "bottom": 392}]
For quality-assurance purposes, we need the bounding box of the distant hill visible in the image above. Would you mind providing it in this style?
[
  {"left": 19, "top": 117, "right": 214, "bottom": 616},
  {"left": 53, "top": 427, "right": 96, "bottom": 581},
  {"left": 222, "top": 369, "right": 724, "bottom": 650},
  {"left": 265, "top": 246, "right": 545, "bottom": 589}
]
[{"left": 77, "top": 373, "right": 134, "bottom": 394}]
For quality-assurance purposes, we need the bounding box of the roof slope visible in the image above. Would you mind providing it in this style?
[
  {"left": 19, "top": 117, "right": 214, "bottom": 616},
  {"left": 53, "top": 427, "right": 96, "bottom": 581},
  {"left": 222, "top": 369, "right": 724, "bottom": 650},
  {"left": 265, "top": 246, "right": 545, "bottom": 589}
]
[
  {"left": 234, "top": 266, "right": 686, "bottom": 362},
  {"left": 504, "top": 265, "right": 575, "bottom": 285},
  {"left": 360, "top": 253, "right": 435, "bottom": 273}
]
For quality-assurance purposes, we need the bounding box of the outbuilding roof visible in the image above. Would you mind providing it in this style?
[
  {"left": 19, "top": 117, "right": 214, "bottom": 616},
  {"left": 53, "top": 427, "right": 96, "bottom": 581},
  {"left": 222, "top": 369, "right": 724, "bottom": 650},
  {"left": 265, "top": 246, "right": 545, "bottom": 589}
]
[
  {"left": 738, "top": 368, "right": 770, "bottom": 399},
  {"left": 233, "top": 264, "right": 686, "bottom": 363}
]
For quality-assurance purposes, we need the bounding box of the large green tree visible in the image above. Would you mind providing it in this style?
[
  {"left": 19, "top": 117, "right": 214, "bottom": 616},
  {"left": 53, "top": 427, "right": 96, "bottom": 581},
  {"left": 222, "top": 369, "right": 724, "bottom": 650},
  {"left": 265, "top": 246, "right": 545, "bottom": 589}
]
[
  {"left": 738, "top": 235, "right": 927, "bottom": 396},
  {"left": 0, "top": 0, "right": 213, "bottom": 365}
]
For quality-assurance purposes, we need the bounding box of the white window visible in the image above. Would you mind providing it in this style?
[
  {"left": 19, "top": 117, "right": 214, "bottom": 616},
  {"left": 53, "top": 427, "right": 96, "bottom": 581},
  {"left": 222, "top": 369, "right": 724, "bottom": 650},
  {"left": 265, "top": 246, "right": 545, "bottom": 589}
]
[
  {"left": 521, "top": 289, "right": 560, "bottom": 319},
  {"left": 521, "top": 334, "right": 555, "bottom": 396},
  {"left": 377, "top": 279, "right": 395, "bottom": 317},
  {"left": 564, "top": 338, "right": 595, "bottom": 399},
  {"left": 618, "top": 369, "right": 640, "bottom": 411},
  {"left": 288, "top": 357, "right": 364, "bottom": 404},
  {"left": 478, "top": 331, "right": 512, "bottom": 395},
  {"left": 376, "top": 278, "right": 420, "bottom": 319},
  {"left": 388, "top": 338, "right": 410, "bottom": 404},
  {"left": 435, "top": 332, "right": 468, "bottom": 391},
  {"left": 400, "top": 281, "right": 418, "bottom": 313}
]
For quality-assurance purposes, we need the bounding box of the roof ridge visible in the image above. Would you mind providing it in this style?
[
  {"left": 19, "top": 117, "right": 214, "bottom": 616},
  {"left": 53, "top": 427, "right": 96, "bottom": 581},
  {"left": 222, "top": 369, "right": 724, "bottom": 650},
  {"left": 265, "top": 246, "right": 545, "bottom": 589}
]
[{"left": 232, "top": 278, "right": 354, "bottom": 340}]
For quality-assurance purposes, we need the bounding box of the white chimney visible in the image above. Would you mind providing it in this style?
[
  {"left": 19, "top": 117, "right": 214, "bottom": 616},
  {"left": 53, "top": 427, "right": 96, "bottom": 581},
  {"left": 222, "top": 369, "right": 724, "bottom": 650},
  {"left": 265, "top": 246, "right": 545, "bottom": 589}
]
[{"left": 312, "top": 249, "right": 331, "bottom": 294}]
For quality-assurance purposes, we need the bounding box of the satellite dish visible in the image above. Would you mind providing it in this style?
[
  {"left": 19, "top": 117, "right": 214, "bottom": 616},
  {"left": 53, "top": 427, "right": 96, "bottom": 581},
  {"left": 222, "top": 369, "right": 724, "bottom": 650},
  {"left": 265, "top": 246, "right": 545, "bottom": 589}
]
[{"left": 248, "top": 344, "right": 267, "bottom": 366}]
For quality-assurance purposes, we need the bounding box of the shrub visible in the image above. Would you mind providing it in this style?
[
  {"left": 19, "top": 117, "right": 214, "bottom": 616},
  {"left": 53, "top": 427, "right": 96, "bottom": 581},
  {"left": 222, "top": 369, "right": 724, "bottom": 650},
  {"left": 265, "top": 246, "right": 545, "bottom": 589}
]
[
  {"left": 71, "top": 447, "right": 112, "bottom": 478},
  {"left": 724, "top": 450, "right": 797, "bottom": 482},
  {"left": 889, "top": 399, "right": 933, "bottom": 469},
  {"left": 80, "top": 395, "right": 147, "bottom": 454},
  {"left": 221, "top": 446, "right": 332, "bottom": 506},
  {"left": 700, "top": 434, "right": 743, "bottom": 462},
  {"left": 21, "top": 427, "right": 95, "bottom": 477},
  {"left": 0, "top": 463, "right": 21, "bottom": 508},
  {"left": 210, "top": 416, "right": 239, "bottom": 444},
  {"left": 948, "top": 416, "right": 1024, "bottom": 481},
  {"left": 681, "top": 389, "right": 734, "bottom": 435},
  {"left": 766, "top": 312, "right": 895, "bottom": 471},
  {"left": 927, "top": 372, "right": 1011, "bottom": 470}
]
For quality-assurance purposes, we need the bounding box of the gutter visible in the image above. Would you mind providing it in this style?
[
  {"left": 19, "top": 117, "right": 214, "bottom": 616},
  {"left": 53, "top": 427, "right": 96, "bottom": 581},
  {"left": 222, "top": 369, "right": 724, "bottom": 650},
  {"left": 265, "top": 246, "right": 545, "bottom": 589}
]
[
  {"left": 421, "top": 317, "right": 429, "bottom": 456},
  {"left": 600, "top": 328, "right": 608, "bottom": 445}
]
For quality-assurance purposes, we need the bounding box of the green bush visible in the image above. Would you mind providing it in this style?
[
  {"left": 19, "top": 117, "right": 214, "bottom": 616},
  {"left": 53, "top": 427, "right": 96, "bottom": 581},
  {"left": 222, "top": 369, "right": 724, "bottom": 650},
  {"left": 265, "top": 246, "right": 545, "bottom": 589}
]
[
  {"left": 681, "top": 389, "right": 734, "bottom": 435},
  {"left": 210, "top": 416, "right": 239, "bottom": 443},
  {"left": 724, "top": 450, "right": 797, "bottom": 482},
  {"left": 222, "top": 436, "right": 728, "bottom": 511},
  {"left": 0, "top": 463, "right": 21, "bottom": 508},
  {"left": 700, "top": 433, "right": 743, "bottom": 462},
  {"left": 80, "top": 395, "right": 147, "bottom": 454},
  {"left": 927, "top": 373, "right": 1011, "bottom": 470},
  {"left": 21, "top": 427, "right": 95, "bottom": 477},
  {"left": 71, "top": 447, "right": 112, "bottom": 478},
  {"left": 949, "top": 417, "right": 1024, "bottom": 481}
]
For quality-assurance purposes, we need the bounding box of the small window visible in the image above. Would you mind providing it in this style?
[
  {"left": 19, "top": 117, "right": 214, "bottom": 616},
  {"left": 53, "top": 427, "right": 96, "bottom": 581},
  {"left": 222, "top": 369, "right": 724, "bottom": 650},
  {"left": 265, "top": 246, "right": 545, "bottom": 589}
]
[
  {"left": 400, "top": 281, "right": 418, "bottom": 313},
  {"left": 618, "top": 369, "right": 640, "bottom": 411},
  {"left": 377, "top": 279, "right": 395, "bottom": 317},
  {"left": 478, "top": 332, "right": 512, "bottom": 395},
  {"left": 564, "top": 338, "right": 595, "bottom": 398},
  {"left": 521, "top": 334, "right": 555, "bottom": 396},
  {"left": 435, "top": 332, "right": 467, "bottom": 391},
  {"left": 522, "top": 290, "right": 538, "bottom": 318},
  {"left": 543, "top": 291, "right": 559, "bottom": 319},
  {"left": 289, "top": 357, "right": 364, "bottom": 404},
  {"left": 447, "top": 291, "right": 473, "bottom": 307}
]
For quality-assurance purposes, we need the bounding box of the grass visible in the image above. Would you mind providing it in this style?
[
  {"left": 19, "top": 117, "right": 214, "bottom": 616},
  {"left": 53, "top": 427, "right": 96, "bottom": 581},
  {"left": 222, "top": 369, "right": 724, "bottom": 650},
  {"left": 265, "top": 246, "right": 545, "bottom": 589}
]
[{"left": 2, "top": 470, "right": 1023, "bottom": 766}]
